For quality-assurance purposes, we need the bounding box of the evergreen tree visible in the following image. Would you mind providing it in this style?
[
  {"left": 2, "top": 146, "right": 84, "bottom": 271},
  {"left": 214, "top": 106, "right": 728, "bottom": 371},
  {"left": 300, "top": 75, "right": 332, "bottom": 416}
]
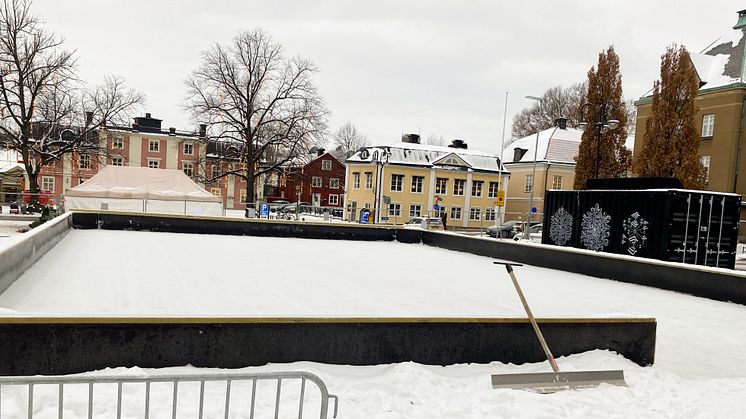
[
  {"left": 632, "top": 45, "right": 704, "bottom": 189},
  {"left": 574, "top": 46, "right": 632, "bottom": 189}
]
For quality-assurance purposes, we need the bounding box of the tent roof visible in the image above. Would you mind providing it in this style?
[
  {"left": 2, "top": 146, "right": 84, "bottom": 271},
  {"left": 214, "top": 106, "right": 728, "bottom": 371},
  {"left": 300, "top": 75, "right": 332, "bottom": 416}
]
[{"left": 65, "top": 166, "right": 222, "bottom": 203}]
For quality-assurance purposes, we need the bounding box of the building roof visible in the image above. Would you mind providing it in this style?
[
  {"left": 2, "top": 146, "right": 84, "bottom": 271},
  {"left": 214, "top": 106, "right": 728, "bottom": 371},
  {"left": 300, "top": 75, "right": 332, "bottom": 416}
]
[
  {"left": 347, "top": 140, "right": 506, "bottom": 173},
  {"left": 0, "top": 150, "right": 23, "bottom": 174},
  {"left": 502, "top": 126, "right": 583, "bottom": 165},
  {"left": 688, "top": 16, "right": 746, "bottom": 91}
]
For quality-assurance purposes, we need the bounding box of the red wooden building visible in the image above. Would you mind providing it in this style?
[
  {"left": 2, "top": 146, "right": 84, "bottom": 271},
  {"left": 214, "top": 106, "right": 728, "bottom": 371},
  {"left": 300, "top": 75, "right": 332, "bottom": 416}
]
[{"left": 278, "top": 151, "right": 345, "bottom": 207}]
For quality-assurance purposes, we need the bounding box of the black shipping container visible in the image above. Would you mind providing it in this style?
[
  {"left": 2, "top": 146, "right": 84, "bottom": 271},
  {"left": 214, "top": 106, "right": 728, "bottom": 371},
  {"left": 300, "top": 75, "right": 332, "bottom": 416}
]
[{"left": 542, "top": 189, "right": 741, "bottom": 269}]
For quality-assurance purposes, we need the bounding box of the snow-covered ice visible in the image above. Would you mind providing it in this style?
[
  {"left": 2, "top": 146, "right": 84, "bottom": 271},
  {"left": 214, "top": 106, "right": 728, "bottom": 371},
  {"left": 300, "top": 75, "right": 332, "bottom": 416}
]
[{"left": 1, "top": 229, "right": 746, "bottom": 418}]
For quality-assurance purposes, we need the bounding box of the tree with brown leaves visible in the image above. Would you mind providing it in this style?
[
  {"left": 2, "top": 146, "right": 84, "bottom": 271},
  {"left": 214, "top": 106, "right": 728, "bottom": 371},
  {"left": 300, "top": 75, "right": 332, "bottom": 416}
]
[
  {"left": 574, "top": 46, "right": 631, "bottom": 189},
  {"left": 632, "top": 45, "right": 703, "bottom": 189}
]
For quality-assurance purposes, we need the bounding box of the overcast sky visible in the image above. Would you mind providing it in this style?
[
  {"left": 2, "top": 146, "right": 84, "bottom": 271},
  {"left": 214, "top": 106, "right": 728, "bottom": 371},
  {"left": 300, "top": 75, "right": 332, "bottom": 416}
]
[{"left": 33, "top": 0, "right": 741, "bottom": 154}]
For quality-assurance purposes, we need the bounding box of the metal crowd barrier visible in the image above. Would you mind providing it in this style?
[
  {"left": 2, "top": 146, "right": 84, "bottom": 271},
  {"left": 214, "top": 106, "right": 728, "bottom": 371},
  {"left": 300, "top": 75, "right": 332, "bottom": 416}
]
[{"left": 0, "top": 371, "right": 338, "bottom": 419}]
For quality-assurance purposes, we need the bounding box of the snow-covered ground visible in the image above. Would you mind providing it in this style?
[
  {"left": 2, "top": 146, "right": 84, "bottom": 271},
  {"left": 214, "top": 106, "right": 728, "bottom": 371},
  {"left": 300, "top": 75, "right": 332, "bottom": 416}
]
[{"left": 1, "top": 229, "right": 746, "bottom": 417}]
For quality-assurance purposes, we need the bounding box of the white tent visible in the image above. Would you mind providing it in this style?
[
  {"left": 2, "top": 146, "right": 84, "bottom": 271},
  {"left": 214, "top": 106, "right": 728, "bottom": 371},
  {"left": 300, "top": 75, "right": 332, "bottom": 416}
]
[{"left": 65, "top": 166, "right": 223, "bottom": 216}]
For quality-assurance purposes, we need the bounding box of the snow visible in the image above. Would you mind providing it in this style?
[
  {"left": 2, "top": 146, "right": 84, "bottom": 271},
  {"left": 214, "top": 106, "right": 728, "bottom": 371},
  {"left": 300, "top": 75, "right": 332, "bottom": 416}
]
[{"left": 1, "top": 229, "right": 746, "bottom": 417}]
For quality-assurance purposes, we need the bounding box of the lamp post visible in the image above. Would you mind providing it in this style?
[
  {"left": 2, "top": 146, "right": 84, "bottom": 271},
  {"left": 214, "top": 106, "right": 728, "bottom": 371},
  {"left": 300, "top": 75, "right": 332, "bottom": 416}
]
[
  {"left": 576, "top": 102, "right": 620, "bottom": 179},
  {"left": 524, "top": 95, "right": 542, "bottom": 239}
]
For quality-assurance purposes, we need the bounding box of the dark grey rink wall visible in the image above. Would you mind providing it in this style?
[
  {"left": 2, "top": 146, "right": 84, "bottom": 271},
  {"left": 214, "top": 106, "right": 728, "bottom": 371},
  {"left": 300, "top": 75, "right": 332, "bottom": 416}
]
[
  {"left": 0, "top": 318, "right": 656, "bottom": 376},
  {"left": 420, "top": 231, "right": 746, "bottom": 306},
  {"left": 0, "top": 212, "right": 72, "bottom": 295}
]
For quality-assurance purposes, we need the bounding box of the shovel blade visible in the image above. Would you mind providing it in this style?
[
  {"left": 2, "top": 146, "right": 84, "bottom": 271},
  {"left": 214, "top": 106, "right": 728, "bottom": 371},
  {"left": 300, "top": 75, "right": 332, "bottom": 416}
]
[{"left": 491, "top": 370, "right": 626, "bottom": 394}]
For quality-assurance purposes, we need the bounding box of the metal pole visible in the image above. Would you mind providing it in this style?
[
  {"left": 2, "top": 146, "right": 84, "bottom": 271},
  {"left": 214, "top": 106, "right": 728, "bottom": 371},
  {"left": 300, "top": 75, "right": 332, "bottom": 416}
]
[
  {"left": 526, "top": 129, "right": 540, "bottom": 238},
  {"left": 498, "top": 91, "right": 509, "bottom": 230}
]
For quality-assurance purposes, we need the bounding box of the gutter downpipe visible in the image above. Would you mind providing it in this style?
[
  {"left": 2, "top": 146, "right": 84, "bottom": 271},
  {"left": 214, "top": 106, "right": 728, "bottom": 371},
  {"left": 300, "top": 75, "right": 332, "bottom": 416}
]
[{"left": 733, "top": 93, "right": 746, "bottom": 194}]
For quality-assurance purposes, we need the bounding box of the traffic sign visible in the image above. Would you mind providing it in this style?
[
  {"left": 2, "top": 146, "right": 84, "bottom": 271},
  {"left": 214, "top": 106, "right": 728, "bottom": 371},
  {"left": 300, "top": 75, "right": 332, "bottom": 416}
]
[
  {"left": 496, "top": 190, "right": 505, "bottom": 207},
  {"left": 531, "top": 207, "right": 537, "bottom": 214},
  {"left": 433, "top": 203, "right": 440, "bottom": 211},
  {"left": 260, "top": 203, "right": 270, "bottom": 219}
]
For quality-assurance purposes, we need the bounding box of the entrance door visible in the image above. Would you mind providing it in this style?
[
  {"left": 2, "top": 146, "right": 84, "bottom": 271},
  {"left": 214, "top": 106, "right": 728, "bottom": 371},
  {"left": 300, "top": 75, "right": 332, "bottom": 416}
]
[{"left": 312, "top": 193, "right": 321, "bottom": 207}]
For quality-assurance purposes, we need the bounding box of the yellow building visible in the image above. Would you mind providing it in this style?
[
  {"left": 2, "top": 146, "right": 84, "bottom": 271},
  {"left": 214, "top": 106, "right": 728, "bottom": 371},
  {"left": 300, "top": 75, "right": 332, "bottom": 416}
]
[
  {"left": 344, "top": 135, "right": 509, "bottom": 229},
  {"left": 501, "top": 119, "right": 582, "bottom": 223}
]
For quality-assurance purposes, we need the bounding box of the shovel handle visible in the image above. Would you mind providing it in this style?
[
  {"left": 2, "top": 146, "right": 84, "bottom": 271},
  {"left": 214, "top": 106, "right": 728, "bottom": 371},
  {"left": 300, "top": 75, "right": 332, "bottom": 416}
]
[{"left": 499, "top": 263, "right": 560, "bottom": 373}]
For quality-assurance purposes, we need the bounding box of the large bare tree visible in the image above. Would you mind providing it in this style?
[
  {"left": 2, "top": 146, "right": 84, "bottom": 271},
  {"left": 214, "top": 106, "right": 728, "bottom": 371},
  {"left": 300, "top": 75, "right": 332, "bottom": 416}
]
[
  {"left": 511, "top": 82, "right": 587, "bottom": 141},
  {"left": 332, "top": 121, "right": 369, "bottom": 159},
  {"left": 185, "top": 28, "right": 328, "bottom": 204},
  {"left": 0, "top": 0, "right": 143, "bottom": 195}
]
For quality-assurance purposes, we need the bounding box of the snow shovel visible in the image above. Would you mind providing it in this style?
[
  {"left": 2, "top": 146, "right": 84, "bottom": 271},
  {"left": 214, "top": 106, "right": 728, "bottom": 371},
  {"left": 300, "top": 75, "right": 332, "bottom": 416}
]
[{"left": 490, "top": 260, "right": 627, "bottom": 393}]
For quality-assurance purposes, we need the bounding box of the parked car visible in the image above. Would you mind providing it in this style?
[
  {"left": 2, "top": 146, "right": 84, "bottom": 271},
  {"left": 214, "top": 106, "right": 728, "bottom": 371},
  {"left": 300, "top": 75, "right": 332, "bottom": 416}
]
[
  {"left": 403, "top": 217, "right": 444, "bottom": 231},
  {"left": 514, "top": 223, "right": 543, "bottom": 242},
  {"left": 487, "top": 220, "right": 522, "bottom": 238}
]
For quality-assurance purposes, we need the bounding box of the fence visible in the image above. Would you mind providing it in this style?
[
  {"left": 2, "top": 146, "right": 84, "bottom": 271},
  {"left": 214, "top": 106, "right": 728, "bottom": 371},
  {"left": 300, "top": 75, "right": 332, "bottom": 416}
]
[{"left": 0, "top": 371, "right": 338, "bottom": 419}]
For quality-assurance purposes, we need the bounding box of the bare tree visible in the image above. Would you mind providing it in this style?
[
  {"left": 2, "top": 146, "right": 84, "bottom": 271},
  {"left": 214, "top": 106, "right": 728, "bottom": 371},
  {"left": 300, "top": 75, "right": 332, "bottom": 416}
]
[
  {"left": 332, "top": 121, "right": 369, "bottom": 158},
  {"left": 0, "top": 0, "right": 143, "bottom": 194},
  {"left": 510, "top": 82, "right": 587, "bottom": 141},
  {"left": 185, "top": 28, "right": 328, "bottom": 204},
  {"left": 426, "top": 134, "right": 446, "bottom": 146}
]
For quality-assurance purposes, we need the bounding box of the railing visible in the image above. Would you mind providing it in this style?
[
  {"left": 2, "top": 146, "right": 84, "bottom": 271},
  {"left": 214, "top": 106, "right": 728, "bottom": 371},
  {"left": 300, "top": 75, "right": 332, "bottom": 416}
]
[{"left": 0, "top": 371, "right": 338, "bottom": 419}]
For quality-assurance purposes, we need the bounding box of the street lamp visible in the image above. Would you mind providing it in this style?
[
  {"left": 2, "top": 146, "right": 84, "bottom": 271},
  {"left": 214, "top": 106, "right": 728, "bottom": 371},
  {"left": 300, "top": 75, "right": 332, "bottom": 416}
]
[
  {"left": 524, "top": 95, "right": 542, "bottom": 238},
  {"left": 576, "top": 102, "right": 620, "bottom": 178}
]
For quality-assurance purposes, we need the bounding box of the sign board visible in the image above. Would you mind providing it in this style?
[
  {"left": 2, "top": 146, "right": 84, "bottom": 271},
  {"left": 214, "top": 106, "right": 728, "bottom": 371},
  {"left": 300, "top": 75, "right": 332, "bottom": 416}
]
[
  {"left": 360, "top": 211, "right": 369, "bottom": 224},
  {"left": 260, "top": 203, "right": 269, "bottom": 219},
  {"left": 496, "top": 190, "right": 505, "bottom": 207}
]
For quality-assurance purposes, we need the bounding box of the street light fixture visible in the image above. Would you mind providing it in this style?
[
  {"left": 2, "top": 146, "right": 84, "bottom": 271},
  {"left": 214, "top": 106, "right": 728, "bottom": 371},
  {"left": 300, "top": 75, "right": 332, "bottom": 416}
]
[
  {"left": 524, "top": 95, "right": 542, "bottom": 239},
  {"left": 577, "top": 102, "right": 620, "bottom": 178}
]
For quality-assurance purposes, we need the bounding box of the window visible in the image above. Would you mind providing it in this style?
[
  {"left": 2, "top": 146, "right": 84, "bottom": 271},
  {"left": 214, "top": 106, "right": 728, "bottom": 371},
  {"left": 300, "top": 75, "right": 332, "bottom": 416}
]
[
  {"left": 525, "top": 174, "right": 533, "bottom": 193},
  {"left": 210, "top": 187, "right": 221, "bottom": 196},
  {"left": 365, "top": 172, "right": 373, "bottom": 189},
  {"left": 702, "top": 114, "right": 715, "bottom": 138},
  {"left": 111, "top": 156, "right": 124, "bottom": 166},
  {"left": 147, "top": 159, "right": 159, "bottom": 169},
  {"left": 485, "top": 208, "right": 496, "bottom": 221},
  {"left": 42, "top": 176, "right": 54, "bottom": 192},
  {"left": 330, "top": 178, "right": 340, "bottom": 189},
  {"left": 240, "top": 190, "right": 247, "bottom": 203},
  {"left": 353, "top": 172, "right": 360, "bottom": 189},
  {"left": 435, "top": 178, "right": 448, "bottom": 195},
  {"left": 312, "top": 176, "right": 322, "bottom": 187},
  {"left": 435, "top": 206, "right": 447, "bottom": 217},
  {"left": 112, "top": 137, "right": 123, "bottom": 149},
  {"left": 469, "top": 207, "right": 482, "bottom": 220},
  {"left": 552, "top": 176, "right": 563, "bottom": 190},
  {"left": 148, "top": 139, "right": 159, "bottom": 152},
  {"left": 183, "top": 143, "right": 194, "bottom": 155},
  {"left": 389, "top": 203, "right": 401, "bottom": 217},
  {"left": 212, "top": 164, "right": 221, "bottom": 179},
  {"left": 182, "top": 162, "right": 194, "bottom": 177},
  {"left": 409, "top": 204, "right": 422, "bottom": 218},
  {"left": 701, "top": 155, "right": 711, "bottom": 184},
  {"left": 453, "top": 179, "right": 465, "bottom": 196},
  {"left": 471, "top": 180, "right": 483, "bottom": 197},
  {"left": 411, "top": 176, "right": 424, "bottom": 193},
  {"left": 391, "top": 174, "right": 404, "bottom": 192},
  {"left": 488, "top": 182, "right": 499, "bottom": 198},
  {"left": 322, "top": 160, "right": 332, "bottom": 171},
  {"left": 329, "top": 194, "right": 339, "bottom": 205},
  {"left": 79, "top": 154, "right": 91, "bottom": 170},
  {"left": 450, "top": 206, "right": 462, "bottom": 220}
]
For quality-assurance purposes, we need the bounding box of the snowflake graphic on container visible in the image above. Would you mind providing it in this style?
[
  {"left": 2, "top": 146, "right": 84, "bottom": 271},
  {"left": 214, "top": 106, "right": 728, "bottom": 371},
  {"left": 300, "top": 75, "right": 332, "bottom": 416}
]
[
  {"left": 621, "top": 211, "right": 649, "bottom": 255},
  {"left": 549, "top": 207, "right": 573, "bottom": 245},
  {"left": 580, "top": 203, "right": 611, "bottom": 251}
]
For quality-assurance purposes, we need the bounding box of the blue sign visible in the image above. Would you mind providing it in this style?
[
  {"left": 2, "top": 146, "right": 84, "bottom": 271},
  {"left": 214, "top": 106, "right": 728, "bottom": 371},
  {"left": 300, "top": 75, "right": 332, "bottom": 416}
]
[
  {"left": 433, "top": 203, "right": 440, "bottom": 211},
  {"left": 360, "top": 211, "right": 369, "bottom": 224},
  {"left": 260, "top": 203, "right": 270, "bottom": 219},
  {"left": 531, "top": 207, "right": 537, "bottom": 214}
]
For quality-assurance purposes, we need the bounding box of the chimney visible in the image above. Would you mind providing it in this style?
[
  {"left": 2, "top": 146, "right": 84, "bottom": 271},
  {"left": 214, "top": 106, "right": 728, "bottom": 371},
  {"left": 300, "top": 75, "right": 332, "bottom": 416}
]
[
  {"left": 401, "top": 133, "right": 421, "bottom": 144},
  {"left": 169, "top": 127, "right": 176, "bottom": 136},
  {"left": 199, "top": 124, "right": 207, "bottom": 138},
  {"left": 85, "top": 111, "right": 93, "bottom": 126},
  {"left": 735, "top": 9, "right": 746, "bottom": 29},
  {"left": 448, "top": 139, "right": 468, "bottom": 149},
  {"left": 145, "top": 112, "right": 152, "bottom": 118},
  {"left": 317, "top": 147, "right": 326, "bottom": 157},
  {"left": 554, "top": 117, "right": 568, "bottom": 129},
  {"left": 513, "top": 148, "right": 527, "bottom": 162}
]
